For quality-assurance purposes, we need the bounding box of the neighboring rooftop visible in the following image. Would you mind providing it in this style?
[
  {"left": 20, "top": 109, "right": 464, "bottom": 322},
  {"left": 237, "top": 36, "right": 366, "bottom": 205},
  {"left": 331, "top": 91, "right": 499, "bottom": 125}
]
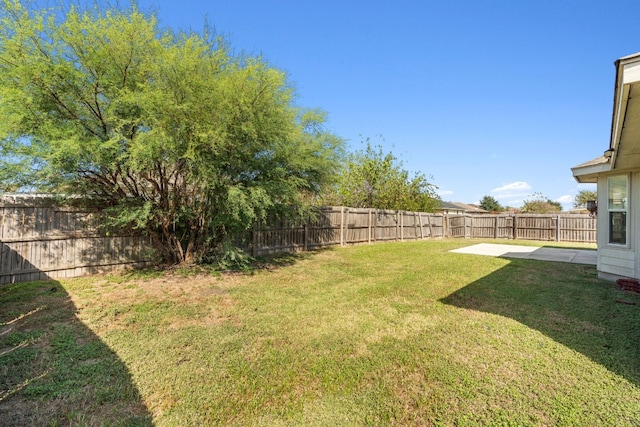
[{"left": 439, "top": 201, "right": 488, "bottom": 214}]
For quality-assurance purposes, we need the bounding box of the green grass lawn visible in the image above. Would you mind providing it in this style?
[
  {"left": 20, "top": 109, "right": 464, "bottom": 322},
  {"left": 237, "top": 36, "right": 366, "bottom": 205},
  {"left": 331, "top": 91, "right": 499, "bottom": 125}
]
[{"left": 2, "top": 239, "right": 639, "bottom": 426}]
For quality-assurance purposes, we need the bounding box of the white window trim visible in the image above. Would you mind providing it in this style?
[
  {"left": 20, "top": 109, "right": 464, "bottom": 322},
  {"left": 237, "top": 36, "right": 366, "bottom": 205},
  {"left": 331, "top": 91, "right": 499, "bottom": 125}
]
[{"left": 607, "top": 174, "right": 629, "bottom": 247}]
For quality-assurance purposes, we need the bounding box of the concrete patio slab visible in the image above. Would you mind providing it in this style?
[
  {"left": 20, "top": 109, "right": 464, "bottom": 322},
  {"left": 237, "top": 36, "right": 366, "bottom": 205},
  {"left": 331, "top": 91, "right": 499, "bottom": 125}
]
[{"left": 449, "top": 243, "right": 597, "bottom": 265}]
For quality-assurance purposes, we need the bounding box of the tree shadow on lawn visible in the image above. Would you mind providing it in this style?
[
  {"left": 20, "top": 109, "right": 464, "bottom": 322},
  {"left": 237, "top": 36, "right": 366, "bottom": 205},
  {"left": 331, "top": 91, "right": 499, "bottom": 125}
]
[
  {"left": 252, "top": 249, "right": 323, "bottom": 270},
  {"left": 440, "top": 258, "right": 640, "bottom": 387},
  {"left": 0, "top": 280, "right": 152, "bottom": 426}
]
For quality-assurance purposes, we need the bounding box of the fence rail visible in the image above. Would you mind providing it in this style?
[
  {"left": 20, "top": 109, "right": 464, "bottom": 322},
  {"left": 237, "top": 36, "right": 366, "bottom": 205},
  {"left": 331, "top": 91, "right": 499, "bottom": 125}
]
[{"left": 0, "top": 200, "right": 597, "bottom": 284}]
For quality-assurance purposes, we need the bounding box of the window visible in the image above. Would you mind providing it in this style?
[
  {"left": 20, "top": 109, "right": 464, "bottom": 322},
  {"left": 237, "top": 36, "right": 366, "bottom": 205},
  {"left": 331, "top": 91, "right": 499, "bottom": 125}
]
[{"left": 608, "top": 175, "right": 628, "bottom": 245}]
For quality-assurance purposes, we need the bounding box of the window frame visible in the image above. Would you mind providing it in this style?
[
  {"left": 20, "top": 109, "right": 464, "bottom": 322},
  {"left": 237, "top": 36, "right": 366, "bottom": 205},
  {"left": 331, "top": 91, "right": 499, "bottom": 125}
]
[{"left": 607, "top": 174, "right": 629, "bottom": 246}]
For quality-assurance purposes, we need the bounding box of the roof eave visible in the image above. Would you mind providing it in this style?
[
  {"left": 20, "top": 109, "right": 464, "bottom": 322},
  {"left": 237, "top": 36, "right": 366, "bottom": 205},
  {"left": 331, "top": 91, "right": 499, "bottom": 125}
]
[
  {"left": 569, "top": 52, "right": 640, "bottom": 183},
  {"left": 609, "top": 52, "right": 640, "bottom": 168},
  {"left": 571, "top": 158, "right": 611, "bottom": 183}
]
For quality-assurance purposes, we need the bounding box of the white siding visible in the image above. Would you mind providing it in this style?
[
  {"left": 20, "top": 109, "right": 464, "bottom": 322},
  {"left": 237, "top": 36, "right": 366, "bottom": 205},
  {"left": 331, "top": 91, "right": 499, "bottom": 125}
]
[
  {"left": 599, "top": 247, "right": 635, "bottom": 277},
  {"left": 596, "top": 172, "right": 637, "bottom": 279},
  {"left": 623, "top": 61, "right": 640, "bottom": 84}
]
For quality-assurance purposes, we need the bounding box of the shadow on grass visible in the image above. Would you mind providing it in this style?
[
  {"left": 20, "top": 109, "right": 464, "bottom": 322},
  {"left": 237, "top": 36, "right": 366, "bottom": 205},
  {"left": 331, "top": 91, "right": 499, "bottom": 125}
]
[
  {"left": 540, "top": 243, "right": 597, "bottom": 251},
  {"left": 123, "top": 248, "right": 328, "bottom": 280},
  {"left": 0, "top": 280, "right": 152, "bottom": 426},
  {"left": 440, "top": 258, "right": 640, "bottom": 387},
  {"left": 252, "top": 249, "right": 326, "bottom": 271}
]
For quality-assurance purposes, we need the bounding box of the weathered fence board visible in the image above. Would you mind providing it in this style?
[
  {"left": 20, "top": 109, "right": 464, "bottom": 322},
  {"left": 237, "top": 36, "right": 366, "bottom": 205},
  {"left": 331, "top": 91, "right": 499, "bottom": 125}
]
[
  {"left": 0, "top": 202, "right": 154, "bottom": 284},
  {"left": 559, "top": 215, "right": 597, "bottom": 242},
  {"left": 443, "top": 213, "right": 595, "bottom": 242}
]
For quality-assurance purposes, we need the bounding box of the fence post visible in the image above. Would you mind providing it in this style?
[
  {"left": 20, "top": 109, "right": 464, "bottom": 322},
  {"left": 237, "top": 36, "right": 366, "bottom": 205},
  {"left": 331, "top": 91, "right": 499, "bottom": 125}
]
[
  {"left": 512, "top": 215, "right": 517, "bottom": 240},
  {"left": 252, "top": 222, "right": 258, "bottom": 257},
  {"left": 394, "top": 211, "right": 400, "bottom": 242},
  {"left": 400, "top": 211, "right": 404, "bottom": 241},
  {"left": 443, "top": 214, "right": 448, "bottom": 237},
  {"left": 340, "top": 206, "right": 345, "bottom": 247},
  {"left": 418, "top": 212, "right": 424, "bottom": 239},
  {"left": 374, "top": 209, "right": 378, "bottom": 243},
  {"left": 368, "top": 209, "right": 372, "bottom": 244},
  {"left": 556, "top": 214, "right": 560, "bottom": 242},
  {"left": 494, "top": 216, "right": 499, "bottom": 239},
  {"left": 303, "top": 222, "right": 308, "bottom": 251}
]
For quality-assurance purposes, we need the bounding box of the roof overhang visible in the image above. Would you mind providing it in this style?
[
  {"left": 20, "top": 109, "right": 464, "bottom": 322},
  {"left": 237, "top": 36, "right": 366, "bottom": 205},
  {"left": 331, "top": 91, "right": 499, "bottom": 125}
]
[
  {"left": 573, "top": 52, "right": 640, "bottom": 183},
  {"left": 571, "top": 155, "right": 611, "bottom": 183},
  {"left": 609, "top": 53, "right": 640, "bottom": 171}
]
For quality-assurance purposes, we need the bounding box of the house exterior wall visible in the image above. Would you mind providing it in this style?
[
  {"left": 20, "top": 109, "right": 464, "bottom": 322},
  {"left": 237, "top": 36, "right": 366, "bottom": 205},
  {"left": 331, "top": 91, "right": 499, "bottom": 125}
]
[
  {"left": 440, "top": 209, "right": 466, "bottom": 215},
  {"left": 596, "top": 171, "right": 639, "bottom": 280}
]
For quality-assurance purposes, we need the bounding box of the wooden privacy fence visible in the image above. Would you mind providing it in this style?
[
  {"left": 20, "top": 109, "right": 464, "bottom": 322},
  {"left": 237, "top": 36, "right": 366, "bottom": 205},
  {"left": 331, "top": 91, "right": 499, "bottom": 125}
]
[
  {"left": 0, "top": 199, "right": 597, "bottom": 284},
  {"left": 250, "top": 208, "right": 596, "bottom": 256},
  {"left": 251, "top": 207, "right": 445, "bottom": 256},
  {"left": 0, "top": 200, "right": 154, "bottom": 284},
  {"left": 446, "top": 213, "right": 596, "bottom": 242}
]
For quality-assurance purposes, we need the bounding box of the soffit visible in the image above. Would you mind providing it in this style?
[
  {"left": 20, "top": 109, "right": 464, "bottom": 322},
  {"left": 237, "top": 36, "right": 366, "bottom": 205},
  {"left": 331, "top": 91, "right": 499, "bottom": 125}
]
[{"left": 612, "top": 82, "right": 640, "bottom": 171}]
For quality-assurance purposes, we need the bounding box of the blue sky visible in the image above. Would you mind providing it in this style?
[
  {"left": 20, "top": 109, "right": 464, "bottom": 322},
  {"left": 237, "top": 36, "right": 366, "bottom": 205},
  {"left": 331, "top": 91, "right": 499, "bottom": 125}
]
[{"left": 140, "top": 0, "right": 638, "bottom": 210}]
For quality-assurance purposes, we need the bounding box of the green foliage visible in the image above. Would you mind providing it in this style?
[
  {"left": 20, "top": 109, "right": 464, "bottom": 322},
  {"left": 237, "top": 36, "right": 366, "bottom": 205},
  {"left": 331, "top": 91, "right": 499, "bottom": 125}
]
[
  {"left": 322, "top": 138, "right": 441, "bottom": 211},
  {"left": 573, "top": 189, "right": 597, "bottom": 209},
  {"left": 520, "top": 192, "right": 562, "bottom": 213},
  {"left": 0, "top": 1, "right": 344, "bottom": 264},
  {"left": 207, "top": 240, "right": 253, "bottom": 271},
  {"left": 479, "top": 195, "right": 503, "bottom": 212}
]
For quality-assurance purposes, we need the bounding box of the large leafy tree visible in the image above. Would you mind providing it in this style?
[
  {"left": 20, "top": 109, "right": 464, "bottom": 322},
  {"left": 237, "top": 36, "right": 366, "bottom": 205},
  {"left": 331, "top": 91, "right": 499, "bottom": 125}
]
[
  {"left": 322, "top": 140, "right": 441, "bottom": 212},
  {"left": 0, "top": 1, "right": 343, "bottom": 264},
  {"left": 573, "top": 189, "right": 597, "bottom": 209},
  {"left": 520, "top": 193, "right": 562, "bottom": 213},
  {"left": 479, "top": 195, "right": 503, "bottom": 212}
]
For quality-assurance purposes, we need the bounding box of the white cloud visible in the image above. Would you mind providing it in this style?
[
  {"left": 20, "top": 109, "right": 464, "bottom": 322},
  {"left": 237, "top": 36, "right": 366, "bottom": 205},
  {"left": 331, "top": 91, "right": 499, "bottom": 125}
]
[
  {"left": 488, "top": 181, "right": 532, "bottom": 208},
  {"left": 491, "top": 181, "right": 531, "bottom": 194},
  {"left": 437, "top": 189, "right": 454, "bottom": 196},
  {"left": 481, "top": 182, "right": 585, "bottom": 211},
  {"left": 490, "top": 181, "right": 532, "bottom": 199}
]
